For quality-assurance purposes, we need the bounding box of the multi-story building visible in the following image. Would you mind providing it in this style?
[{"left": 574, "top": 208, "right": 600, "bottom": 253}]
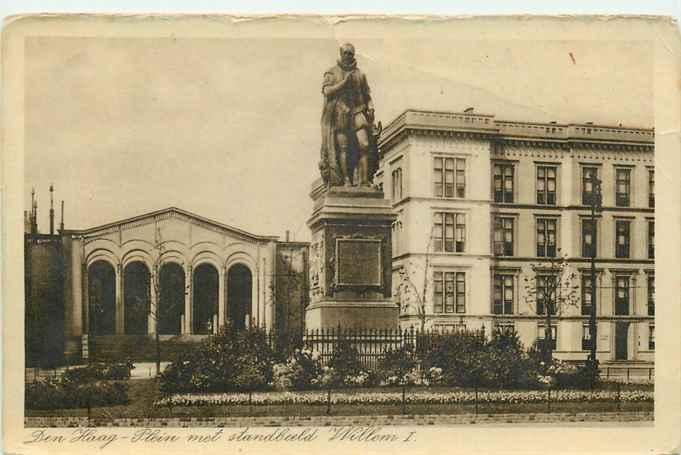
[{"left": 377, "top": 109, "right": 654, "bottom": 365}]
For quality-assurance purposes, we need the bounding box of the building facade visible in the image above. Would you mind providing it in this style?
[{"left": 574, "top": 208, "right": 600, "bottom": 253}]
[
  {"left": 25, "top": 206, "right": 308, "bottom": 365},
  {"left": 377, "top": 110, "right": 654, "bottom": 365}
]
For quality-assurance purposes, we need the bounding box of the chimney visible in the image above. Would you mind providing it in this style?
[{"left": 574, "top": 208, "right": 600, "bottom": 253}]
[
  {"left": 49, "top": 184, "right": 55, "bottom": 235},
  {"left": 31, "top": 188, "right": 38, "bottom": 234},
  {"left": 285, "top": 230, "right": 290, "bottom": 242},
  {"left": 59, "top": 200, "right": 65, "bottom": 232}
]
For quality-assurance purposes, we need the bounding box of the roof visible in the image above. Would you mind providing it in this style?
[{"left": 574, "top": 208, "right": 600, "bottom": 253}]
[
  {"left": 74, "top": 206, "right": 279, "bottom": 242},
  {"left": 379, "top": 109, "right": 654, "bottom": 151}
]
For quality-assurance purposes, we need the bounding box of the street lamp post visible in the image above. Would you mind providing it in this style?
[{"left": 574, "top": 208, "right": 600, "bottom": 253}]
[{"left": 588, "top": 174, "right": 602, "bottom": 376}]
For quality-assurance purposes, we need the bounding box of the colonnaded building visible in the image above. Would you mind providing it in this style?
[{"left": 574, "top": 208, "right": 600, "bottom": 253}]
[
  {"left": 25, "top": 108, "right": 654, "bottom": 369},
  {"left": 376, "top": 109, "right": 654, "bottom": 367},
  {"left": 25, "top": 206, "right": 307, "bottom": 366}
]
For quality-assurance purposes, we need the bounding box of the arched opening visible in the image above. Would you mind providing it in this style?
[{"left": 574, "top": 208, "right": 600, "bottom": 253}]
[
  {"left": 158, "top": 262, "right": 185, "bottom": 335},
  {"left": 227, "top": 264, "right": 252, "bottom": 330},
  {"left": 193, "top": 263, "right": 219, "bottom": 334},
  {"left": 88, "top": 261, "right": 116, "bottom": 335},
  {"left": 124, "top": 261, "right": 150, "bottom": 335}
]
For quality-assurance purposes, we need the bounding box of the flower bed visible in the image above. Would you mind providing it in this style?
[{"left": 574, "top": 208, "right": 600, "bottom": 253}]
[{"left": 155, "top": 388, "right": 653, "bottom": 408}]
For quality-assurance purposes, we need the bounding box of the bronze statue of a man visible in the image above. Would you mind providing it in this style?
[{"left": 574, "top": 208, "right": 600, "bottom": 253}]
[{"left": 320, "top": 43, "right": 378, "bottom": 187}]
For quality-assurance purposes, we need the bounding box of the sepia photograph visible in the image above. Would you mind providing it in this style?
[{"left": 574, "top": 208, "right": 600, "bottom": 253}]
[{"left": 3, "top": 13, "right": 680, "bottom": 455}]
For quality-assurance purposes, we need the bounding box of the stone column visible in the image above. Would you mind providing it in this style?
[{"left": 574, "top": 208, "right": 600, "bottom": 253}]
[
  {"left": 69, "top": 240, "right": 83, "bottom": 337},
  {"left": 263, "top": 257, "right": 272, "bottom": 330},
  {"left": 148, "top": 270, "right": 157, "bottom": 335},
  {"left": 218, "top": 266, "right": 226, "bottom": 330},
  {"left": 184, "top": 265, "right": 193, "bottom": 334},
  {"left": 82, "top": 262, "right": 89, "bottom": 334},
  {"left": 115, "top": 263, "right": 124, "bottom": 334}
]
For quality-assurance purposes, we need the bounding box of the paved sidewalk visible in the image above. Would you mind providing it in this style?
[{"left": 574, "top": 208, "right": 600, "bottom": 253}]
[
  {"left": 129, "top": 362, "right": 171, "bottom": 380},
  {"left": 26, "top": 411, "right": 653, "bottom": 428}
]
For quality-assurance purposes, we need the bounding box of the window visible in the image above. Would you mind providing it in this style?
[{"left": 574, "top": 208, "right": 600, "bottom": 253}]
[
  {"left": 582, "top": 167, "right": 599, "bottom": 206},
  {"left": 648, "top": 221, "right": 654, "bottom": 259},
  {"left": 493, "top": 163, "right": 514, "bottom": 203},
  {"left": 615, "top": 276, "right": 630, "bottom": 316},
  {"left": 649, "top": 324, "right": 655, "bottom": 350},
  {"left": 648, "top": 275, "right": 655, "bottom": 316},
  {"left": 536, "top": 218, "right": 557, "bottom": 257},
  {"left": 615, "top": 168, "right": 631, "bottom": 207},
  {"left": 537, "top": 166, "right": 557, "bottom": 205},
  {"left": 536, "top": 275, "right": 556, "bottom": 315},
  {"left": 433, "top": 212, "right": 465, "bottom": 253},
  {"left": 493, "top": 217, "right": 514, "bottom": 256},
  {"left": 391, "top": 167, "right": 403, "bottom": 201},
  {"left": 433, "top": 271, "right": 466, "bottom": 314},
  {"left": 537, "top": 324, "right": 557, "bottom": 350},
  {"left": 615, "top": 220, "right": 631, "bottom": 258},
  {"left": 581, "top": 219, "right": 598, "bottom": 258},
  {"left": 581, "top": 275, "right": 594, "bottom": 316},
  {"left": 495, "top": 321, "right": 516, "bottom": 336},
  {"left": 582, "top": 324, "right": 592, "bottom": 351},
  {"left": 493, "top": 274, "right": 514, "bottom": 315},
  {"left": 648, "top": 169, "right": 655, "bottom": 208},
  {"left": 434, "top": 157, "right": 466, "bottom": 198}
]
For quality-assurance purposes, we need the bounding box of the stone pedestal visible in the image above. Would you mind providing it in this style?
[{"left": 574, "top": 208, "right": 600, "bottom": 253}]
[{"left": 306, "top": 181, "right": 398, "bottom": 330}]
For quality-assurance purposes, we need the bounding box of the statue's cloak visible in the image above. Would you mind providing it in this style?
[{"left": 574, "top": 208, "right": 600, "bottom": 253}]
[{"left": 319, "top": 60, "right": 372, "bottom": 186}]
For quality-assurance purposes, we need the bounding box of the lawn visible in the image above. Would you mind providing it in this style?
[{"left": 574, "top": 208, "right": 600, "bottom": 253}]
[{"left": 26, "top": 379, "right": 654, "bottom": 419}]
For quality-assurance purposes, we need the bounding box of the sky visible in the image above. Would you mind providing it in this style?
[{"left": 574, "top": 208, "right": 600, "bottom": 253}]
[{"left": 24, "top": 33, "right": 653, "bottom": 241}]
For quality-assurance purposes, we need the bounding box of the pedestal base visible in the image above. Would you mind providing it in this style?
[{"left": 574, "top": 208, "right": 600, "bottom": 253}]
[
  {"left": 306, "top": 181, "right": 398, "bottom": 331},
  {"left": 305, "top": 300, "right": 399, "bottom": 330}
]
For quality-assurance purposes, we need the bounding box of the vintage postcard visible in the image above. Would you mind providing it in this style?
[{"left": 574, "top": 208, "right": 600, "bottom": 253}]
[{"left": 2, "top": 14, "right": 680, "bottom": 455}]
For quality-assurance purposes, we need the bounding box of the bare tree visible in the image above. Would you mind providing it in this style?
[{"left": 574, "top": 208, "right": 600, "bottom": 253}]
[
  {"left": 522, "top": 251, "right": 580, "bottom": 364},
  {"left": 394, "top": 225, "right": 435, "bottom": 331},
  {"left": 128, "top": 227, "right": 189, "bottom": 376}
]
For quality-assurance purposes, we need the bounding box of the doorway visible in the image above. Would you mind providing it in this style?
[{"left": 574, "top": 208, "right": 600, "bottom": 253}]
[
  {"left": 227, "top": 264, "right": 252, "bottom": 329},
  {"left": 615, "top": 321, "right": 629, "bottom": 361}
]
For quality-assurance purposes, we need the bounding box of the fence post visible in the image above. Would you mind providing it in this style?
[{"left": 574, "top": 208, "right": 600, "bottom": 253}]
[
  {"left": 547, "top": 387, "right": 551, "bottom": 413},
  {"left": 616, "top": 382, "right": 621, "bottom": 412},
  {"left": 648, "top": 368, "right": 652, "bottom": 381},
  {"left": 326, "top": 387, "right": 332, "bottom": 415},
  {"left": 627, "top": 368, "right": 630, "bottom": 383},
  {"left": 474, "top": 383, "right": 479, "bottom": 415},
  {"left": 87, "top": 397, "right": 91, "bottom": 427},
  {"left": 606, "top": 367, "right": 609, "bottom": 379},
  {"left": 401, "top": 384, "right": 406, "bottom": 415},
  {"left": 249, "top": 390, "right": 253, "bottom": 416}
]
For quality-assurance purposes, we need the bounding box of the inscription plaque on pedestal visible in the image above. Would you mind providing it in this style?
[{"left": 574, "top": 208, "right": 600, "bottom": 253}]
[{"left": 336, "top": 238, "right": 382, "bottom": 287}]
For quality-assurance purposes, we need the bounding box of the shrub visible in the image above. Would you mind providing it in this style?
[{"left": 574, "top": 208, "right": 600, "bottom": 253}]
[
  {"left": 425, "top": 366, "right": 444, "bottom": 386},
  {"left": 423, "top": 331, "right": 488, "bottom": 387},
  {"left": 313, "top": 365, "right": 341, "bottom": 388},
  {"left": 485, "top": 330, "right": 527, "bottom": 388},
  {"left": 159, "top": 324, "right": 276, "bottom": 394},
  {"left": 554, "top": 361, "right": 599, "bottom": 389},
  {"left": 378, "top": 345, "right": 419, "bottom": 385},
  {"left": 26, "top": 378, "right": 128, "bottom": 410},
  {"left": 103, "top": 360, "right": 135, "bottom": 380},
  {"left": 328, "top": 338, "right": 362, "bottom": 383},
  {"left": 61, "top": 361, "right": 134, "bottom": 384},
  {"left": 272, "top": 347, "right": 321, "bottom": 391},
  {"left": 26, "top": 378, "right": 67, "bottom": 409},
  {"left": 62, "top": 365, "right": 103, "bottom": 384}
]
